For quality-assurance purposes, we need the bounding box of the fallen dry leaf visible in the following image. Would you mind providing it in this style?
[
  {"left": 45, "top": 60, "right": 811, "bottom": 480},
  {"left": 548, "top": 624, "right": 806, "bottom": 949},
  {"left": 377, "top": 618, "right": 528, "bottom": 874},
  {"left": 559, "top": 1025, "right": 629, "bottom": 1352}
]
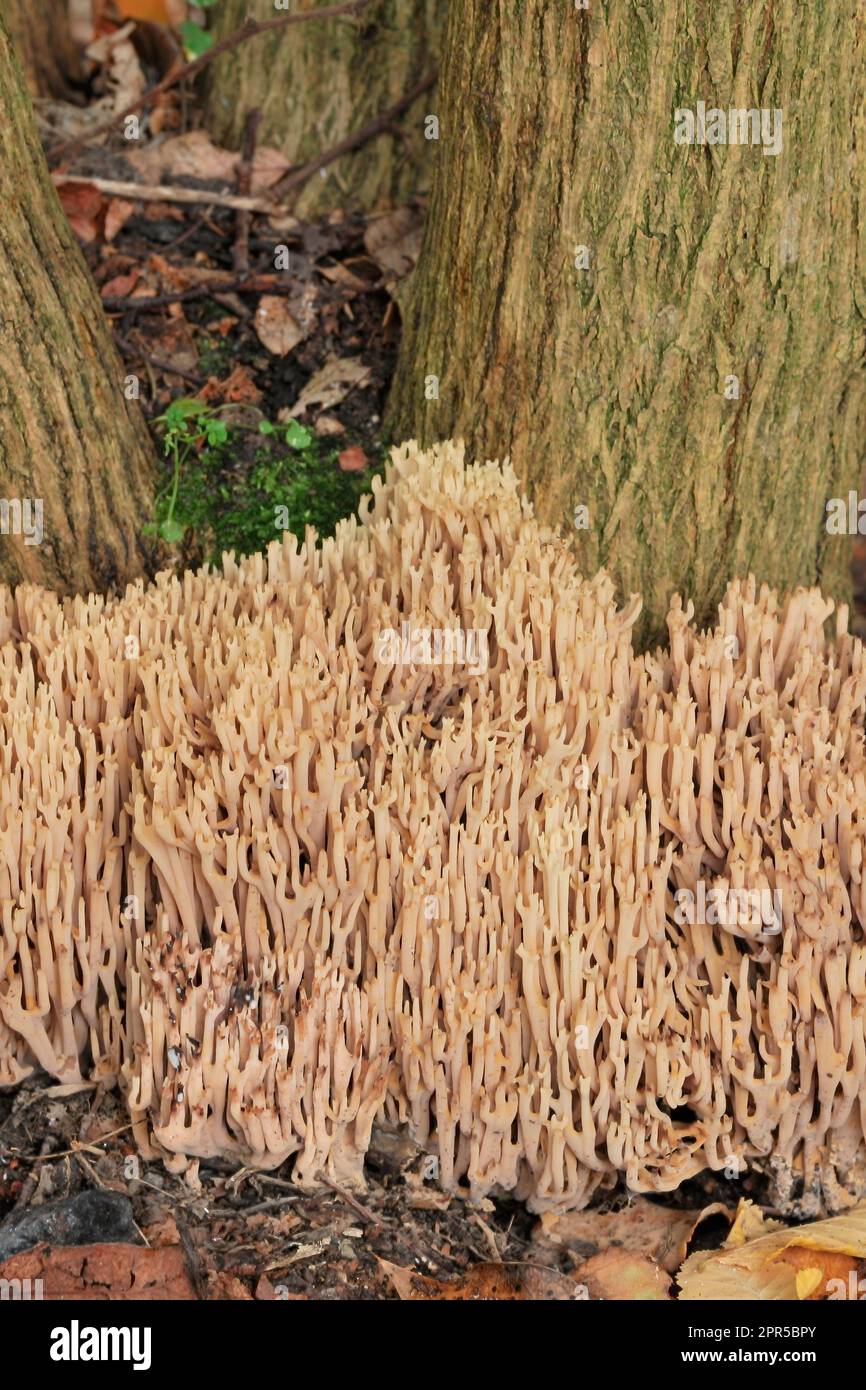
[
  {"left": 677, "top": 1197, "right": 866, "bottom": 1301},
  {"left": 254, "top": 297, "right": 305, "bottom": 358},
  {"left": 535, "top": 1197, "right": 729, "bottom": 1275},
  {"left": 207, "top": 1272, "right": 253, "bottom": 1301},
  {"left": 772, "top": 1246, "right": 863, "bottom": 1301},
  {"left": 143, "top": 317, "right": 199, "bottom": 377},
  {"left": 104, "top": 197, "right": 137, "bottom": 243},
  {"left": 128, "top": 130, "right": 236, "bottom": 185},
  {"left": 201, "top": 364, "right": 262, "bottom": 405},
  {"left": 318, "top": 262, "right": 374, "bottom": 293},
  {"left": 255, "top": 1275, "right": 308, "bottom": 1301},
  {"left": 0, "top": 1243, "right": 195, "bottom": 1300},
  {"left": 58, "top": 182, "right": 105, "bottom": 243},
  {"left": 284, "top": 356, "right": 371, "bottom": 420},
  {"left": 127, "top": 133, "right": 289, "bottom": 191},
  {"left": 139, "top": 1212, "right": 181, "bottom": 1248},
  {"left": 249, "top": 147, "right": 292, "bottom": 193},
  {"left": 573, "top": 1248, "right": 671, "bottom": 1300},
  {"left": 378, "top": 1258, "right": 585, "bottom": 1301},
  {"left": 86, "top": 22, "right": 147, "bottom": 115},
  {"left": 338, "top": 446, "right": 368, "bottom": 473},
  {"left": 315, "top": 415, "right": 346, "bottom": 437},
  {"left": 363, "top": 207, "right": 423, "bottom": 284},
  {"left": 101, "top": 269, "right": 141, "bottom": 299}
]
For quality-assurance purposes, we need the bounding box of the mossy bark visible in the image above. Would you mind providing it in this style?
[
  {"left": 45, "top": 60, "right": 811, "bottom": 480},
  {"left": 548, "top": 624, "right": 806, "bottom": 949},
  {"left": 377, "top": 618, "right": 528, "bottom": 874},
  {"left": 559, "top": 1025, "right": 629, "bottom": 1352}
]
[
  {"left": 387, "top": 0, "right": 866, "bottom": 642},
  {"left": 204, "top": 0, "right": 441, "bottom": 217},
  {"left": 0, "top": 0, "right": 82, "bottom": 98},
  {"left": 0, "top": 18, "right": 157, "bottom": 597}
]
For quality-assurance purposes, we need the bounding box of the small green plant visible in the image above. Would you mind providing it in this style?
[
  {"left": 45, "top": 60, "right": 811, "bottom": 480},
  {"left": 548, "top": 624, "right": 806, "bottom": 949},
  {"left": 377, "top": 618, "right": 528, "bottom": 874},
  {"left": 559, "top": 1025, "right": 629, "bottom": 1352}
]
[
  {"left": 146, "top": 399, "right": 229, "bottom": 545},
  {"left": 147, "top": 396, "right": 381, "bottom": 564},
  {"left": 179, "top": 0, "right": 220, "bottom": 56}
]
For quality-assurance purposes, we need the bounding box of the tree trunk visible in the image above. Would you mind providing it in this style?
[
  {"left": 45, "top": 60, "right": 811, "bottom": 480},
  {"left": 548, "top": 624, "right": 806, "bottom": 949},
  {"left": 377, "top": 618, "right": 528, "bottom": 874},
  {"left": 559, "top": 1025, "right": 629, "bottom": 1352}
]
[
  {"left": 0, "top": 17, "right": 157, "bottom": 597},
  {"left": 0, "top": 0, "right": 82, "bottom": 99},
  {"left": 387, "top": 0, "right": 866, "bottom": 642},
  {"left": 204, "top": 0, "right": 441, "bottom": 217}
]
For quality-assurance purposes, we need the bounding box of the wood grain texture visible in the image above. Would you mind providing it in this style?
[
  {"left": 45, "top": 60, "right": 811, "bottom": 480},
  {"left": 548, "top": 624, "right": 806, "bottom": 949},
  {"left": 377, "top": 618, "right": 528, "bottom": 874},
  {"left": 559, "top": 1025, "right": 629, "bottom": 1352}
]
[
  {"left": 0, "top": 16, "right": 158, "bottom": 596},
  {"left": 0, "top": 0, "right": 82, "bottom": 99},
  {"left": 204, "top": 0, "right": 442, "bottom": 216},
  {"left": 387, "top": 0, "right": 866, "bottom": 642}
]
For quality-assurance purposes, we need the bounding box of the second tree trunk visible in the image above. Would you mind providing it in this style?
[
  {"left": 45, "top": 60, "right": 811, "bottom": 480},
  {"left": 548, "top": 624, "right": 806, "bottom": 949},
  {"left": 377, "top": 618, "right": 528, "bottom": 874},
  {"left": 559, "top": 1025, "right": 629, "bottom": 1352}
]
[
  {"left": 387, "top": 0, "right": 866, "bottom": 641},
  {"left": 204, "top": 0, "right": 441, "bottom": 217}
]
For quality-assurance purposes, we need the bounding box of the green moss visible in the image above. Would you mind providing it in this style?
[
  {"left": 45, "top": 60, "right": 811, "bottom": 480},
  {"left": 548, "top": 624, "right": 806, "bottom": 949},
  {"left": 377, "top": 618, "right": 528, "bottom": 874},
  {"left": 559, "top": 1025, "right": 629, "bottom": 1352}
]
[{"left": 148, "top": 399, "right": 382, "bottom": 565}]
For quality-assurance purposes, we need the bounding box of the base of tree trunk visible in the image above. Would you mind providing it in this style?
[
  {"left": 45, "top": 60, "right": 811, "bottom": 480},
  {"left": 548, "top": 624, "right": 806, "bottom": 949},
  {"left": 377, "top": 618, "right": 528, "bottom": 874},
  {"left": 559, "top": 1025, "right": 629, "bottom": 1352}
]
[
  {"left": 387, "top": 0, "right": 866, "bottom": 644},
  {"left": 204, "top": 0, "right": 440, "bottom": 217},
  {"left": 0, "top": 17, "right": 157, "bottom": 597}
]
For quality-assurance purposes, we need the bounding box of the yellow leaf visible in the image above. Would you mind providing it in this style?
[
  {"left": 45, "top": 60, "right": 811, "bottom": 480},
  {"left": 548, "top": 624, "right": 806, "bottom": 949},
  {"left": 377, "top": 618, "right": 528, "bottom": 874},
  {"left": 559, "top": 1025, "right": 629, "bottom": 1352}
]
[{"left": 795, "top": 1268, "right": 824, "bottom": 1300}]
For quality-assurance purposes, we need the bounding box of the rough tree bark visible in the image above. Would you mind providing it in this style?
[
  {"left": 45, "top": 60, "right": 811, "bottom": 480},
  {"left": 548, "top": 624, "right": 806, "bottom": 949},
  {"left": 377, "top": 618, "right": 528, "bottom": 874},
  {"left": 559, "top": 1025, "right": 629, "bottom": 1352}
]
[
  {"left": 204, "top": 0, "right": 441, "bottom": 217},
  {"left": 387, "top": 0, "right": 866, "bottom": 641},
  {"left": 0, "top": 0, "right": 82, "bottom": 98},
  {"left": 0, "top": 17, "right": 157, "bottom": 596}
]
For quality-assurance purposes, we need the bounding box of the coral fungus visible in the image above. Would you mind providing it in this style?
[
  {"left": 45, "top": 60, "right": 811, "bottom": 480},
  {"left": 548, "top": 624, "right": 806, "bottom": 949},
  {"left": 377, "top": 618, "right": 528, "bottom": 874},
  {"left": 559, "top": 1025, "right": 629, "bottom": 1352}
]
[{"left": 2, "top": 442, "right": 866, "bottom": 1214}]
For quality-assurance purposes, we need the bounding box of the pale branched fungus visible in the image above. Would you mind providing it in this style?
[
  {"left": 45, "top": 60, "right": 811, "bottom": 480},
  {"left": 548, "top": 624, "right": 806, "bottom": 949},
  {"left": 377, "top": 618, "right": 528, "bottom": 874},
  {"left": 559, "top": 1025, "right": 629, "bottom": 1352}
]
[{"left": 2, "top": 441, "right": 866, "bottom": 1214}]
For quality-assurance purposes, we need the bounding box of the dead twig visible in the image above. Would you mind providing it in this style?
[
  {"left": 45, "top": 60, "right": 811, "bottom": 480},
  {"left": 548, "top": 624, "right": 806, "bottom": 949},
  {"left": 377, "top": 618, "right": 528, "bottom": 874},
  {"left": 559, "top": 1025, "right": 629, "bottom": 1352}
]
[
  {"left": 235, "top": 1195, "right": 301, "bottom": 1216},
  {"left": 51, "top": 173, "right": 286, "bottom": 216},
  {"left": 271, "top": 72, "right": 438, "bottom": 203},
  {"left": 234, "top": 109, "right": 263, "bottom": 273},
  {"left": 320, "top": 1175, "right": 382, "bottom": 1234},
  {"left": 47, "top": 0, "right": 371, "bottom": 164},
  {"left": 102, "top": 274, "right": 294, "bottom": 314},
  {"left": 11, "top": 1135, "right": 55, "bottom": 1212}
]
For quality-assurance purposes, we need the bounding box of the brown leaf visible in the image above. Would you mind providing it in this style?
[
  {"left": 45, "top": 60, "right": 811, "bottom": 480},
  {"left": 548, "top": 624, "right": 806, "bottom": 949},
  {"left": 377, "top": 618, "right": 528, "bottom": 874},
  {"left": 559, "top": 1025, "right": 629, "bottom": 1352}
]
[
  {"left": 573, "top": 1249, "right": 672, "bottom": 1301},
  {"left": 254, "top": 297, "right": 305, "bottom": 358},
  {"left": 101, "top": 269, "right": 141, "bottom": 300},
  {"left": 86, "top": 23, "right": 147, "bottom": 114},
  {"left": 535, "top": 1197, "right": 729, "bottom": 1275},
  {"left": 317, "top": 262, "right": 374, "bottom": 293},
  {"left": 140, "top": 1211, "right": 181, "bottom": 1248},
  {"left": 128, "top": 133, "right": 288, "bottom": 191},
  {"left": 201, "top": 364, "right": 262, "bottom": 405},
  {"left": 283, "top": 356, "right": 371, "bottom": 419},
  {"left": 363, "top": 207, "right": 423, "bottom": 284},
  {"left": 58, "top": 182, "right": 105, "bottom": 243},
  {"left": 0, "top": 1243, "right": 195, "bottom": 1300},
  {"left": 772, "top": 1247, "right": 863, "bottom": 1300},
  {"left": 207, "top": 1271, "right": 253, "bottom": 1301},
  {"left": 314, "top": 415, "right": 346, "bottom": 438},
  {"left": 104, "top": 197, "right": 137, "bottom": 243},
  {"left": 128, "top": 130, "right": 237, "bottom": 185},
  {"left": 378, "top": 1258, "right": 585, "bottom": 1301},
  {"left": 338, "top": 446, "right": 368, "bottom": 473},
  {"left": 250, "top": 147, "right": 292, "bottom": 193}
]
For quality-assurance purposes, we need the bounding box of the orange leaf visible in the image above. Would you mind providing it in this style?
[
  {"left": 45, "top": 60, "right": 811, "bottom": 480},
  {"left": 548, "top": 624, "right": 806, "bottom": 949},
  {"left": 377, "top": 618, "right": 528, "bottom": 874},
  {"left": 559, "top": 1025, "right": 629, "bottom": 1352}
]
[
  {"left": 338, "top": 446, "right": 369, "bottom": 473},
  {"left": 58, "top": 182, "right": 106, "bottom": 243},
  {"left": 114, "top": 0, "right": 187, "bottom": 23}
]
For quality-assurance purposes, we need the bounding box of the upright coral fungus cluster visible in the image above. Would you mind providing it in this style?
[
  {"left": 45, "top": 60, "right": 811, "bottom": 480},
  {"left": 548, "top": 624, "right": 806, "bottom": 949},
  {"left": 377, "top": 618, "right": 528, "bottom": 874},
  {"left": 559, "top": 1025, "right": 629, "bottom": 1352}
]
[{"left": 2, "top": 441, "right": 866, "bottom": 1214}]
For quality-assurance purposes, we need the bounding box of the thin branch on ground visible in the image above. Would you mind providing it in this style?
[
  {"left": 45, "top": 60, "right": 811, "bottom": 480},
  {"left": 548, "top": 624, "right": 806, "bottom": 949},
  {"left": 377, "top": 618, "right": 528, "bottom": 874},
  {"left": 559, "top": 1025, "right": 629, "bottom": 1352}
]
[
  {"left": 233, "top": 108, "right": 263, "bottom": 273},
  {"left": 271, "top": 72, "right": 438, "bottom": 203},
  {"left": 47, "top": 0, "right": 371, "bottom": 164},
  {"left": 51, "top": 173, "right": 287, "bottom": 216},
  {"left": 101, "top": 274, "right": 296, "bottom": 314}
]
